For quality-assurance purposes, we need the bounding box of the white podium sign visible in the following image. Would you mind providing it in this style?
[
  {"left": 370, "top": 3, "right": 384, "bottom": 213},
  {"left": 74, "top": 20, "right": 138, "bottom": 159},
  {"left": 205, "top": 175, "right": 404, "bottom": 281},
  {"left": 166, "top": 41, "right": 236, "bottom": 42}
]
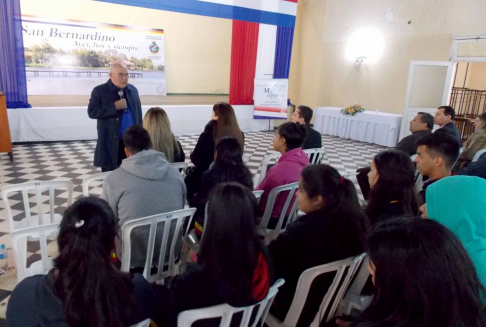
[{"left": 253, "top": 79, "right": 288, "bottom": 119}]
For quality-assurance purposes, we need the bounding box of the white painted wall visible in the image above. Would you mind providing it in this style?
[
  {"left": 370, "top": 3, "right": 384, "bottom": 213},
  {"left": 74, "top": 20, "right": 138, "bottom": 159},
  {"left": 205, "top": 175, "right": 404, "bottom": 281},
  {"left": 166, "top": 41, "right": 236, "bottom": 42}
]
[{"left": 288, "top": 0, "right": 486, "bottom": 115}]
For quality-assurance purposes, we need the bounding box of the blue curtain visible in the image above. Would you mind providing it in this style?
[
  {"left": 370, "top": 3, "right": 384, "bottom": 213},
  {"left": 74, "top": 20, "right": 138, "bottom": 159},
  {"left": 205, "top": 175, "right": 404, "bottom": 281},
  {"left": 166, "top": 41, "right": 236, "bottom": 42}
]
[
  {"left": 0, "top": 0, "right": 31, "bottom": 108},
  {"left": 273, "top": 26, "right": 294, "bottom": 79}
]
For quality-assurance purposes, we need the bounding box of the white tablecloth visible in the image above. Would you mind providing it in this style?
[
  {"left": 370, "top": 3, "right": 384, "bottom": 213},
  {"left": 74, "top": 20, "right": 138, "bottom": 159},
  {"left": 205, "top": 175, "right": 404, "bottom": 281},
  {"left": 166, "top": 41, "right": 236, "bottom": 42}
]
[{"left": 314, "top": 107, "right": 402, "bottom": 147}]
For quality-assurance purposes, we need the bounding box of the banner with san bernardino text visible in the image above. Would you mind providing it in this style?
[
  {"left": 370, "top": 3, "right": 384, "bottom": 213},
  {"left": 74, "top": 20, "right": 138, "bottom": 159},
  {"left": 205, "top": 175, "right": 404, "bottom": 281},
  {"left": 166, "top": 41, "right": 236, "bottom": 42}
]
[
  {"left": 253, "top": 79, "right": 289, "bottom": 119},
  {"left": 21, "top": 16, "right": 166, "bottom": 96}
]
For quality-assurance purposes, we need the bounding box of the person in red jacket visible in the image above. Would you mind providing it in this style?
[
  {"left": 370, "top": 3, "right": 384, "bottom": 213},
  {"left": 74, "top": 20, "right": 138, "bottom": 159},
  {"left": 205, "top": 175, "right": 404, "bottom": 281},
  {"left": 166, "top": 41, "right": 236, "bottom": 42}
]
[{"left": 256, "top": 122, "right": 310, "bottom": 226}]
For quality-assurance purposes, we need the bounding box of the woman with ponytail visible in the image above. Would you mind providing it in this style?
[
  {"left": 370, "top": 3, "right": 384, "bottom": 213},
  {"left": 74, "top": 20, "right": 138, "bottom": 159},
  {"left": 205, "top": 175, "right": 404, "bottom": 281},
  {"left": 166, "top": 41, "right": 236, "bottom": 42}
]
[
  {"left": 268, "top": 164, "right": 369, "bottom": 326},
  {"left": 7, "top": 197, "right": 155, "bottom": 327},
  {"left": 192, "top": 136, "right": 253, "bottom": 235}
]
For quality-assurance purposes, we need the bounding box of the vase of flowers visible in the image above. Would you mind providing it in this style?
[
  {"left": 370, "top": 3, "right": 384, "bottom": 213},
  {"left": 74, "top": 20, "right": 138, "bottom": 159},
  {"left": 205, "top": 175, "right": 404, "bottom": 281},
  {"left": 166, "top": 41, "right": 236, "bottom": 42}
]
[{"left": 341, "top": 104, "right": 365, "bottom": 116}]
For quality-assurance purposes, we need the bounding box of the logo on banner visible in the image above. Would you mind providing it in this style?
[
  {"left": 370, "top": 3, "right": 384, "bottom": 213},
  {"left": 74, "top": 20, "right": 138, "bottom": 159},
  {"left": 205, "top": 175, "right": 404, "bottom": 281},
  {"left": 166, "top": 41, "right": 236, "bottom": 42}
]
[
  {"left": 264, "top": 88, "right": 279, "bottom": 100},
  {"left": 149, "top": 41, "right": 160, "bottom": 54}
]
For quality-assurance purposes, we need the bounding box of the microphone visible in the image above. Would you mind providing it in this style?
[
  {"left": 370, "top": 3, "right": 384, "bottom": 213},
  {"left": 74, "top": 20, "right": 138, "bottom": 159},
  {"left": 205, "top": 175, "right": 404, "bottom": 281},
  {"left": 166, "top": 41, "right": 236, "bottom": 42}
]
[{"left": 118, "top": 90, "right": 127, "bottom": 113}]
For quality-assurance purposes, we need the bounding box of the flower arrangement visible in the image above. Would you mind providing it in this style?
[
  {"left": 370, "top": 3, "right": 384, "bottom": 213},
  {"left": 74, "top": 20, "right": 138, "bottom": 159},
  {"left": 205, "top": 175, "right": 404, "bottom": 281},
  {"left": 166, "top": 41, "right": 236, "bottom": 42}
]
[{"left": 341, "top": 104, "right": 365, "bottom": 116}]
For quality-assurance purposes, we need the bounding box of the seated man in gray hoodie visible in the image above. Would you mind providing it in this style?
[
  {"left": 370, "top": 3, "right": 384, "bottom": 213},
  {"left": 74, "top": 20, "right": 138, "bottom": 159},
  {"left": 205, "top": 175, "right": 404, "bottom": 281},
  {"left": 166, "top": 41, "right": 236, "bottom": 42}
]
[{"left": 103, "top": 124, "right": 186, "bottom": 268}]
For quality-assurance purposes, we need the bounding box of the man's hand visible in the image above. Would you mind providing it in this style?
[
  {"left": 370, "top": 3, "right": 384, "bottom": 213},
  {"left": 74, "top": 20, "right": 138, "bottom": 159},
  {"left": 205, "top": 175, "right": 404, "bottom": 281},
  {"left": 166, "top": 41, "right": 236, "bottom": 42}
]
[{"left": 114, "top": 99, "right": 127, "bottom": 110}]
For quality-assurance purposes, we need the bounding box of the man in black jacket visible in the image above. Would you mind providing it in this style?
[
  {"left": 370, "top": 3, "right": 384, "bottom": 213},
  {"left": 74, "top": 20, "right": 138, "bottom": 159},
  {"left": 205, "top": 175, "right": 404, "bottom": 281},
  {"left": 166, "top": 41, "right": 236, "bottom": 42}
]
[
  {"left": 395, "top": 112, "right": 434, "bottom": 156},
  {"left": 291, "top": 105, "right": 322, "bottom": 149},
  {"left": 356, "top": 112, "right": 433, "bottom": 199},
  {"left": 88, "top": 63, "right": 142, "bottom": 171},
  {"left": 433, "top": 106, "right": 463, "bottom": 147}
]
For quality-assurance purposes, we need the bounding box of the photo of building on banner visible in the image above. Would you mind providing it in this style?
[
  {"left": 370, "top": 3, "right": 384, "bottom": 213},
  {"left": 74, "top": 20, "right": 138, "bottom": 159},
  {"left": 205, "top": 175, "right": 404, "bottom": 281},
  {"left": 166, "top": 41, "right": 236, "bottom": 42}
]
[
  {"left": 22, "top": 16, "right": 166, "bottom": 96},
  {"left": 253, "top": 79, "right": 289, "bottom": 119}
]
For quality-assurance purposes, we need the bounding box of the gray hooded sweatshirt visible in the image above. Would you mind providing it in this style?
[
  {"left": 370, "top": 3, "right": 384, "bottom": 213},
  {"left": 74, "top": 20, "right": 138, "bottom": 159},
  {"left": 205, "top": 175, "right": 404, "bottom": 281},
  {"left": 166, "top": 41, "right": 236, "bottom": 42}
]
[{"left": 103, "top": 150, "right": 186, "bottom": 267}]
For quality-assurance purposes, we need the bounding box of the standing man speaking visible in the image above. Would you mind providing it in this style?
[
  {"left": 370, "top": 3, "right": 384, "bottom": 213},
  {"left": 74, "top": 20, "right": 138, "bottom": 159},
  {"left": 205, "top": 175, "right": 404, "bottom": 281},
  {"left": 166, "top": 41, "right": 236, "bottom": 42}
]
[{"left": 88, "top": 63, "right": 142, "bottom": 172}]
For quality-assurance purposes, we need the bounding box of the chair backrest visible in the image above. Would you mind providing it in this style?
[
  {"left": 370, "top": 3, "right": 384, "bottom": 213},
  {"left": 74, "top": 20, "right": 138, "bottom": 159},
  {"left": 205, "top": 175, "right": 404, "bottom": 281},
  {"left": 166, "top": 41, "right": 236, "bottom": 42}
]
[
  {"left": 170, "top": 162, "right": 189, "bottom": 176},
  {"left": 343, "top": 173, "right": 359, "bottom": 181},
  {"left": 252, "top": 190, "right": 264, "bottom": 204},
  {"left": 279, "top": 254, "right": 366, "bottom": 327},
  {"left": 451, "top": 148, "right": 463, "bottom": 171},
  {"left": 254, "top": 149, "right": 325, "bottom": 187},
  {"left": 178, "top": 279, "right": 285, "bottom": 327},
  {"left": 243, "top": 154, "right": 250, "bottom": 164},
  {"left": 303, "top": 148, "right": 326, "bottom": 164},
  {"left": 10, "top": 223, "right": 60, "bottom": 283},
  {"left": 410, "top": 155, "right": 425, "bottom": 193},
  {"left": 254, "top": 152, "right": 282, "bottom": 186},
  {"left": 472, "top": 148, "right": 486, "bottom": 162},
  {"left": 337, "top": 255, "right": 371, "bottom": 316},
  {"left": 81, "top": 171, "right": 111, "bottom": 197},
  {"left": 1, "top": 181, "right": 73, "bottom": 233},
  {"left": 120, "top": 208, "right": 196, "bottom": 283},
  {"left": 258, "top": 182, "right": 299, "bottom": 245},
  {"left": 130, "top": 318, "right": 151, "bottom": 327}
]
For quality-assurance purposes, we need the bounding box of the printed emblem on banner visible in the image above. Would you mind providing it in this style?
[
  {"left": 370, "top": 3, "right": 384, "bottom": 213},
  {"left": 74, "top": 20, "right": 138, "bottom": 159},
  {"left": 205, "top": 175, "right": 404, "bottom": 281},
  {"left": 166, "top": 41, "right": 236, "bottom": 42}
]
[{"left": 149, "top": 41, "right": 160, "bottom": 54}]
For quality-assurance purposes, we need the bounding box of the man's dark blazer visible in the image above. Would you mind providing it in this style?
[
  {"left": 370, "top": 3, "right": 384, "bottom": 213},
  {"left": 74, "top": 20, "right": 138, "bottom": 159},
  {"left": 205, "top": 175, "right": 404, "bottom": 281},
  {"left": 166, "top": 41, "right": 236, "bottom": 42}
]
[
  {"left": 88, "top": 79, "right": 142, "bottom": 170},
  {"left": 303, "top": 124, "right": 322, "bottom": 150},
  {"left": 435, "top": 121, "right": 463, "bottom": 147}
]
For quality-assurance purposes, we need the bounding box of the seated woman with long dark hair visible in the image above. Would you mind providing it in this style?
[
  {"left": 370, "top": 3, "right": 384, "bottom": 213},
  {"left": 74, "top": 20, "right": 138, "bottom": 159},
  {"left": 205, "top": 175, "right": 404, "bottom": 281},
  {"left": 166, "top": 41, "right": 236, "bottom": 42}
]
[
  {"left": 269, "top": 164, "right": 369, "bottom": 326},
  {"left": 192, "top": 136, "right": 253, "bottom": 235},
  {"left": 7, "top": 197, "right": 155, "bottom": 327},
  {"left": 143, "top": 107, "right": 185, "bottom": 163},
  {"left": 170, "top": 182, "right": 273, "bottom": 324},
  {"left": 350, "top": 218, "right": 486, "bottom": 327},
  {"left": 366, "top": 150, "right": 419, "bottom": 225},
  {"left": 185, "top": 102, "right": 244, "bottom": 201}
]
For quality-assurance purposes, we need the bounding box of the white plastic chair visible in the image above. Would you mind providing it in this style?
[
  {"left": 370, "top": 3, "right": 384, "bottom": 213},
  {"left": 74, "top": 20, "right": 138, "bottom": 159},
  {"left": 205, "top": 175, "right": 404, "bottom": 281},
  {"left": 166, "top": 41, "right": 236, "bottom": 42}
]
[
  {"left": 1, "top": 181, "right": 73, "bottom": 233},
  {"left": 81, "top": 171, "right": 111, "bottom": 197},
  {"left": 258, "top": 182, "right": 300, "bottom": 245},
  {"left": 303, "top": 148, "right": 326, "bottom": 164},
  {"left": 254, "top": 149, "right": 325, "bottom": 187},
  {"left": 170, "top": 162, "right": 189, "bottom": 176},
  {"left": 243, "top": 154, "right": 251, "bottom": 164},
  {"left": 337, "top": 255, "right": 373, "bottom": 316},
  {"left": 472, "top": 148, "right": 486, "bottom": 162},
  {"left": 254, "top": 152, "right": 282, "bottom": 186},
  {"left": 451, "top": 148, "right": 464, "bottom": 171},
  {"left": 344, "top": 173, "right": 359, "bottom": 181},
  {"left": 120, "top": 208, "right": 196, "bottom": 283},
  {"left": 266, "top": 254, "right": 366, "bottom": 327},
  {"left": 178, "top": 279, "right": 285, "bottom": 327},
  {"left": 410, "top": 155, "right": 426, "bottom": 193},
  {"left": 182, "top": 190, "right": 265, "bottom": 266},
  {"left": 130, "top": 318, "right": 151, "bottom": 327},
  {"left": 252, "top": 190, "right": 264, "bottom": 203},
  {"left": 11, "top": 223, "right": 60, "bottom": 283}
]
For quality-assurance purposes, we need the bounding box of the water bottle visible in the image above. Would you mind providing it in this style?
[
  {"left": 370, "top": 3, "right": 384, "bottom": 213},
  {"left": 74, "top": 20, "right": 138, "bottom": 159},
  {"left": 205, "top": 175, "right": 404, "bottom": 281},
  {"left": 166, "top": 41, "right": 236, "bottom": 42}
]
[{"left": 0, "top": 244, "right": 7, "bottom": 275}]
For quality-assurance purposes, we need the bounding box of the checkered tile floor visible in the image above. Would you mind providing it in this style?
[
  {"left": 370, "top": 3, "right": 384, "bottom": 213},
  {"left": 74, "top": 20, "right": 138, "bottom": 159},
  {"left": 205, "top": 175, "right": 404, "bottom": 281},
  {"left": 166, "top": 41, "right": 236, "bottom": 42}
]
[{"left": 0, "top": 131, "right": 386, "bottom": 322}]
